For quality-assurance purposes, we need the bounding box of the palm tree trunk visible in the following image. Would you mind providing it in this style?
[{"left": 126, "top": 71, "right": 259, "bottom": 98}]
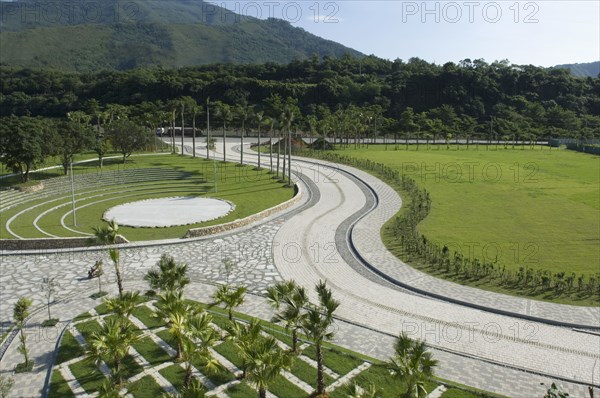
[
  {"left": 184, "top": 364, "right": 193, "bottom": 387},
  {"left": 259, "top": 387, "right": 267, "bottom": 398},
  {"left": 223, "top": 123, "right": 227, "bottom": 162},
  {"left": 317, "top": 343, "right": 324, "bottom": 395},
  {"left": 192, "top": 114, "right": 196, "bottom": 157},
  {"left": 240, "top": 123, "right": 244, "bottom": 165},
  {"left": 276, "top": 134, "right": 281, "bottom": 177},
  {"left": 115, "top": 266, "right": 124, "bottom": 298},
  {"left": 292, "top": 329, "right": 298, "bottom": 353},
  {"left": 288, "top": 128, "right": 292, "bottom": 185},
  {"left": 181, "top": 105, "right": 185, "bottom": 156},
  {"left": 257, "top": 126, "right": 262, "bottom": 169},
  {"left": 282, "top": 132, "right": 287, "bottom": 182},
  {"left": 269, "top": 128, "right": 273, "bottom": 173}
]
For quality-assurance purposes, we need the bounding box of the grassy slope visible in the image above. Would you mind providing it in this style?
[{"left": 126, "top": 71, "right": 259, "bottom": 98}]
[
  {"left": 1, "top": 153, "right": 294, "bottom": 241},
  {"left": 342, "top": 146, "right": 599, "bottom": 276}
]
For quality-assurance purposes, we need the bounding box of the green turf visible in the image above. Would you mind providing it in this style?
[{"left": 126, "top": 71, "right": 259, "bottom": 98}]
[
  {"left": 55, "top": 330, "right": 85, "bottom": 364},
  {"left": 227, "top": 382, "right": 260, "bottom": 397},
  {"left": 127, "top": 374, "right": 165, "bottom": 398},
  {"left": 340, "top": 146, "right": 599, "bottom": 275},
  {"left": 269, "top": 373, "right": 310, "bottom": 397},
  {"left": 48, "top": 369, "right": 76, "bottom": 398},
  {"left": 301, "top": 345, "right": 364, "bottom": 376},
  {"left": 69, "top": 359, "right": 106, "bottom": 394},
  {"left": 131, "top": 337, "right": 172, "bottom": 366},
  {"left": 1, "top": 153, "right": 294, "bottom": 241},
  {"left": 291, "top": 356, "right": 334, "bottom": 388},
  {"left": 159, "top": 364, "right": 186, "bottom": 391},
  {"left": 132, "top": 305, "right": 165, "bottom": 329},
  {"left": 74, "top": 320, "right": 102, "bottom": 341},
  {"left": 306, "top": 146, "right": 599, "bottom": 305}
]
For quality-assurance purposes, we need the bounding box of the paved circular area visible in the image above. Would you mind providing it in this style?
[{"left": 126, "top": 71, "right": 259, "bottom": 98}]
[{"left": 103, "top": 196, "right": 234, "bottom": 227}]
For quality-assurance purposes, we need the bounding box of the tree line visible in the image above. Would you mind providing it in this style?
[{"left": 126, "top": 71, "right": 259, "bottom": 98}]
[{"left": 1, "top": 55, "right": 599, "bottom": 140}]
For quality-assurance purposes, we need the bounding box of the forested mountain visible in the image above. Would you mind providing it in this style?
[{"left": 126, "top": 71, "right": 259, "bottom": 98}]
[
  {"left": 1, "top": 56, "right": 599, "bottom": 140},
  {"left": 553, "top": 61, "right": 600, "bottom": 78},
  {"left": 0, "top": 0, "right": 362, "bottom": 71}
]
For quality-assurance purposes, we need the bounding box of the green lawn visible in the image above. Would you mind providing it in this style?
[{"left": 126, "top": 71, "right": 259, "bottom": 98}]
[
  {"left": 1, "top": 153, "right": 294, "bottom": 241},
  {"left": 341, "top": 146, "right": 599, "bottom": 275},
  {"left": 307, "top": 146, "right": 599, "bottom": 305},
  {"left": 55, "top": 330, "right": 84, "bottom": 364}
]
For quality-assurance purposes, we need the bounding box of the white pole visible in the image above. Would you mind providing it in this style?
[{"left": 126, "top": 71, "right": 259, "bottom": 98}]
[
  {"left": 207, "top": 99, "right": 217, "bottom": 193},
  {"left": 70, "top": 161, "right": 77, "bottom": 226}
]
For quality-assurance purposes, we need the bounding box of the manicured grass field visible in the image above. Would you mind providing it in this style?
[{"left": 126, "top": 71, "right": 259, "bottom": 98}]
[
  {"left": 339, "top": 146, "right": 599, "bottom": 277},
  {"left": 48, "top": 297, "right": 497, "bottom": 398},
  {"left": 1, "top": 153, "right": 294, "bottom": 241}
]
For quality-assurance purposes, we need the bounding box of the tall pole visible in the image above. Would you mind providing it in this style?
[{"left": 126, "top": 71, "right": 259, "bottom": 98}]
[
  {"left": 181, "top": 103, "right": 185, "bottom": 156},
  {"left": 208, "top": 98, "right": 217, "bottom": 193},
  {"left": 206, "top": 98, "right": 210, "bottom": 160},
  {"left": 70, "top": 161, "right": 77, "bottom": 226},
  {"left": 287, "top": 127, "right": 292, "bottom": 186}
]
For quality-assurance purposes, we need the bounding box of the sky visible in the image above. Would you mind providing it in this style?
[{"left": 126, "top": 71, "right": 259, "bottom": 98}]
[{"left": 219, "top": 0, "right": 599, "bottom": 67}]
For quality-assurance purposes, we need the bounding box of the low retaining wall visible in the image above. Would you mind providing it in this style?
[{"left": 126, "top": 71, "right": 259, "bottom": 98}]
[
  {"left": 0, "top": 235, "right": 129, "bottom": 251},
  {"left": 184, "top": 183, "right": 301, "bottom": 238}
]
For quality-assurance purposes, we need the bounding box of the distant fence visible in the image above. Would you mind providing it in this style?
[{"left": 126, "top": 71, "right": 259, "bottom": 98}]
[{"left": 548, "top": 138, "right": 600, "bottom": 155}]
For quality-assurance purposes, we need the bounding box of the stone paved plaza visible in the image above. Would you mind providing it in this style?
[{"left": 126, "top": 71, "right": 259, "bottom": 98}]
[{"left": 0, "top": 139, "right": 598, "bottom": 397}]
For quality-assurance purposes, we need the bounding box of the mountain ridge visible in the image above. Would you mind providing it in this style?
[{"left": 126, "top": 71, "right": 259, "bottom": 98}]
[
  {"left": 553, "top": 61, "right": 599, "bottom": 78},
  {"left": 0, "top": 0, "right": 363, "bottom": 71}
]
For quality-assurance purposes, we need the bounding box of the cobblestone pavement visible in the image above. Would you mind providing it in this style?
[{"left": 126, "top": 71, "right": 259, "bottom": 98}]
[{"left": 0, "top": 139, "right": 598, "bottom": 398}]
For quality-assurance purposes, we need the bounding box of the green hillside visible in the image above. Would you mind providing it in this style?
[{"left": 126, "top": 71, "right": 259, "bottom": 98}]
[
  {"left": 553, "top": 61, "right": 600, "bottom": 78},
  {"left": 0, "top": 0, "right": 363, "bottom": 71}
]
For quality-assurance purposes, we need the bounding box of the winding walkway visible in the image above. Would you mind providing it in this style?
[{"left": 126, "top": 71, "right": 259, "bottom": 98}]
[{"left": 0, "top": 138, "right": 598, "bottom": 398}]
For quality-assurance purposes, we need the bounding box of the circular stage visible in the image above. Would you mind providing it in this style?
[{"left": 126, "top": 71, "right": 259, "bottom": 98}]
[{"left": 103, "top": 197, "right": 234, "bottom": 227}]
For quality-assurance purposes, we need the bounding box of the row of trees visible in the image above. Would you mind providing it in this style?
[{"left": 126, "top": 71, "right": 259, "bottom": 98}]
[
  {"left": 0, "top": 114, "right": 151, "bottom": 182},
  {"left": 2, "top": 56, "right": 599, "bottom": 141}
]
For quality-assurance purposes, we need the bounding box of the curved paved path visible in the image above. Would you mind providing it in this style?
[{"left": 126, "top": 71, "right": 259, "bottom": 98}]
[{"left": 0, "top": 138, "right": 598, "bottom": 398}]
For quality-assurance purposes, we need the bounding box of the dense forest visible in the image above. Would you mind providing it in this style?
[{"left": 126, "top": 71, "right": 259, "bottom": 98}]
[{"left": 2, "top": 55, "right": 599, "bottom": 139}]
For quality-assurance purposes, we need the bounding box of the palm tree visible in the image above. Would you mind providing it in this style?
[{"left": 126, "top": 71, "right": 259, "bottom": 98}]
[
  {"left": 344, "top": 381, "right": 380, "bottom": 398},
  {"left": 245, "top": 334, "right": 292, "bottom": 398},
  {"left": 266, "top": 280, "right": 308, "bottom": 353},
  {"left": 92, "top": 220, "right": 124, "bottom": 298},
  {"left": 224, "top": 319, "right": 262, "bottom": 379},
  {"left": 282, "top": 105, "right": 295, "bottom": 186},
  {"left": 211, "top": 284, "right": 247, "bottom": 321},
  {"left": 302, "top": 281, "right": 340, "bottom": 396},
  {"left": 181, "top": 312, "right": 223, "bottom": 387},
  {"left": 387, "top": 332, "right": 438, "bottom": 398},
  {"left": 190, "top": 100, "right": 202, "bottom": 158},
  {"left": 104, "top": 291, "right": 139, "bottom": 320},
  {"left": 216, "top": 103, "right": 233, "bottom": 162},
  {"left": 144, "top": 254, "right": 190, "bottom": 294},
  {"left": 165, "top": 378, "right": 206, "bottom": 398},
  {"left": 87, "top": 317, "right": 139, "bottom": 385},
  {"left": 155, "top": 290, "right": 194, "bottom": 361},
  {"left": 255, "top": 110, "right": 264, "bottom": 169},
  {"left": 236, "top": 103, "right": 251, "bottom": 165}
]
